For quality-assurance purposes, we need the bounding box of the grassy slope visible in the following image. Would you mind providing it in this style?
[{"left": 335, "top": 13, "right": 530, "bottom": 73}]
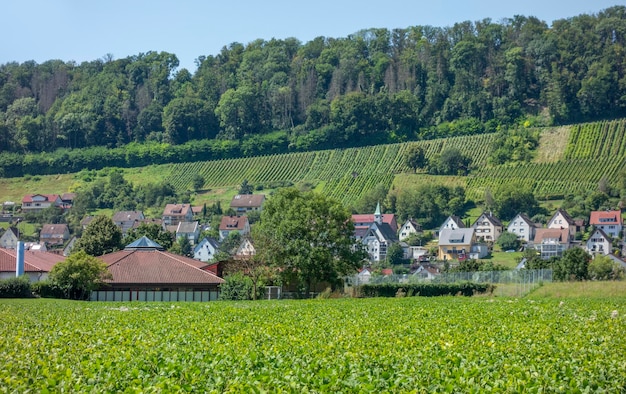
[{"left": 1, "top": 119, "right": 625, "bottom": 212}]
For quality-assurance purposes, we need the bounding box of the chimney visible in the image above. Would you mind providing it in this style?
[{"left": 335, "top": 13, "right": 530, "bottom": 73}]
[{"left": 16, "top": 241, "right": 24, "bottom": 277}]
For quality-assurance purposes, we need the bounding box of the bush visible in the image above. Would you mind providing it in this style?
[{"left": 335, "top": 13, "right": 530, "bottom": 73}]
[
  {"left": 358, "top": 282, "right": 494, "bottom": 297},
  {"left": 31, "top": 280, "right": 65, "bottom": 298},
  {"left": 219, "top": 273, "right": 255, "bottom": 301},
  {"left": 0, "top": 276, "right": 32, "bottom": 298}
]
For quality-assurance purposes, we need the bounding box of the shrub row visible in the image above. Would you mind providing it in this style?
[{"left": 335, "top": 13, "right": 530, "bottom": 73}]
[
  {"left": 358, "top": 282, "right": 494, "bottom": 297},
  {"left": 0, "top": 276, "right": 32, "bottom": 298}
]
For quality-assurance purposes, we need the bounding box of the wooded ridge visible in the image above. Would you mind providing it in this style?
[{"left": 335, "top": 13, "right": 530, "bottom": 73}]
[{"left": 0, "top": 6, "right": 624, "bottom": 171}]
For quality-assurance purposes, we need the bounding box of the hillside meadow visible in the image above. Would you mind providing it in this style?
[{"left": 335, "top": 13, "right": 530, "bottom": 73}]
[
  {"left": 1, "top": 119, "right": 626, "bottom": 210},
  {"left": 1, "top": 294, "right": 625, "bottom": 392}
]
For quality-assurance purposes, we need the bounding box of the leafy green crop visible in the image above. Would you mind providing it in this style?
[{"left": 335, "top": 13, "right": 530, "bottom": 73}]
[{"left": 1, "top": 297, "right": 625, "bottom": 392}]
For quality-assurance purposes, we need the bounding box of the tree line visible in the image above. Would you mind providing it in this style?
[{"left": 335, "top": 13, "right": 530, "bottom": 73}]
[{"left": 1, "top": 7, "right": 625, "bottom": 171}]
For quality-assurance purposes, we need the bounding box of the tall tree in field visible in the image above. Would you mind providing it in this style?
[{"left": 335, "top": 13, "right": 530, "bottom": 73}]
[
  {"left": 254, "top": 188, "right": 365, "bottom": 297},
  {"left": 74, "top": 215, "right": 122, "bottom": 256}
]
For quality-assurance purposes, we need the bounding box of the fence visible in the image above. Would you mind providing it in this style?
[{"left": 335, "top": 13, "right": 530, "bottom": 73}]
[
  {"left": 347, "top": 269, "right": 553, "bottom": 297},
  {"left": 90, "top": 289, "right": 219, "bottom": 302}
]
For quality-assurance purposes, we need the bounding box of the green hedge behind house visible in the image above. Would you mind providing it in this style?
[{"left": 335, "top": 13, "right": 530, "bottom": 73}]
[
  {"left": 0, "top": 276, "right": 32, "bottom": 298},
  {"left": 358, "top": 282, "right": 495, "bottom": 297}
]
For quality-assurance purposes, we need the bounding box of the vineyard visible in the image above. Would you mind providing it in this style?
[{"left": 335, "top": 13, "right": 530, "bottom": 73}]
[
  {"left": 564, "top": 119, "right": 626, "bottom": 159},
  {"left": 1, "top": 298, "right": 625, "bottom": 392},
  {"left": 163, "top": 133, "right": 496, "bottom": 205},
  {"left": 466, "top": 157, "right": 626, "bottom": 201}
]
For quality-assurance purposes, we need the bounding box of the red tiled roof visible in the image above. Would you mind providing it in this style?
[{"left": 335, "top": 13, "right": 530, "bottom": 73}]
[
  {"left": 589, "top": 210, "right": 622, "bottom": 226},
  {"left": 22, "top": 194, "right": 60, "bottom": 203},
  {"left": 219, "top": 216, "right": 248, "bottom": 231},
  {"left": 0, "top": 248, "right": 65, "bottom": 273},
  {"left": 162, "top": 204, "right": 192, "bottom": 216},
  {"left": 351, "top": 214, "right": 397, "bottom": 232},
  {"left": 230, "top": 194, "right": 266, "bottom": 208},
  {"left": 534, "top": 228, "right": 569, "bottom": 243},
  {"left": 99, "top": 249, "right": 224, "bottom": 285}
]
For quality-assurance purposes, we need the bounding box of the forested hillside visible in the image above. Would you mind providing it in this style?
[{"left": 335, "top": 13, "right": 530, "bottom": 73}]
[{"left": 1, "top": 6, "right": 625, "bottom": 168}]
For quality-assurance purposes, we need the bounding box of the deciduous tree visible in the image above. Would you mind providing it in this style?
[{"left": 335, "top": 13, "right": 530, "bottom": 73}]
[{"left": 254, "top": 188, "right": 365, "bottom": 297}]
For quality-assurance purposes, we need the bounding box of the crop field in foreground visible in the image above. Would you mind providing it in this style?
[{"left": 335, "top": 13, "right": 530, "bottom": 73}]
[{"left": 1, "top": 297, "right": 625, "bottom": 393}]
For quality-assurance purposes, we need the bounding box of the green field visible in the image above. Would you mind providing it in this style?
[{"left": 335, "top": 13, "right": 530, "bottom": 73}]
[{"left": 1, "top": 296, "right": 625, "bottom": 392}]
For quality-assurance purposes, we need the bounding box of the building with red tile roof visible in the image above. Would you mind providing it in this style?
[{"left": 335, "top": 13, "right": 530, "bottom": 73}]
[
  {"left": 97, "top": 236, "right": 224, "bottom": 291},
  {"left": 218, "top": 216, "right": 250, "bottom": 241},
  {"left": 0, "top": 247, "right": 65, "bottom": 282},
  {"left": 589, "top": 210, "right": 623, "bottom": 238},
  {"left": 21, "top": 194, "right": 63, "bottom": 213}
]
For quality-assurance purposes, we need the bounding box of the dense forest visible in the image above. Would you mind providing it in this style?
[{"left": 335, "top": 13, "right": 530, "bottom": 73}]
[{"left": 1, "top": 7, "right": 625, "bottom": 164}]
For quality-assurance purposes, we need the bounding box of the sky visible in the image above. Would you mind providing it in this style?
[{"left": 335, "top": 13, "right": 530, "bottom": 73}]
[{"left": 2, "top": 0, "right": 625, "bottom": 73}]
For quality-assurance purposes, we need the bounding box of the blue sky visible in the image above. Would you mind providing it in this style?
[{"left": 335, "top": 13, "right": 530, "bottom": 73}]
[{"left": 2, "top": 0, "right": 624, "bottom": 72}]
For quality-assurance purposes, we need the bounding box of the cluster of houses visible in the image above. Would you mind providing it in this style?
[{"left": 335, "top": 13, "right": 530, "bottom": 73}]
[{"left": 1, "top": 190, "right": 625, "bottom": 300}]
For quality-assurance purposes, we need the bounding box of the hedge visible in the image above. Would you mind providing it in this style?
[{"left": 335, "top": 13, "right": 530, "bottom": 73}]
[
  {"left": 357, "top": 282, "right": 495, "bottom": 297},
  {"left": 0, "top": 276, "right": 32, "bottom": 298}
]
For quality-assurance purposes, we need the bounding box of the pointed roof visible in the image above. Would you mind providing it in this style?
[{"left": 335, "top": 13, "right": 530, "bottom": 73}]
[
  {"left": 549, "top": 208, "right": 575, "bottom": 226},
  {"left": 374, "top": 201, "right": 381, "bottom": 216},
  {"left": 125, "top": 236, "right": 164, "bottom": 250},
  {"left": 509, "top": 213, "right": 535, "bottom": 227},
  {"left": 589, "top": 227, "right": 611, "bottom": 242},
  {"left": 473, "top": 212, "right": 502, "bottom": 227},
  {"left": 98, "top": 249, "right": 224, "bottom": 285}
]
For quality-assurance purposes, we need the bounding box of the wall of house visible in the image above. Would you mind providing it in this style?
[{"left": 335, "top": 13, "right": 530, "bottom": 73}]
[{"left": 90, "top": 289, "right": 219, "bottom": 302}]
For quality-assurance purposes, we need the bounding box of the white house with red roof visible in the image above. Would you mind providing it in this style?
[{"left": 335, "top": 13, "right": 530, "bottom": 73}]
[
  {"left": 589, "top": 210, "right": 622, "bottom": 238},
  {"left": 0, "top": 247, "right": 65, "bottom": 281},
  {"left": 21, "top": 194, "right": 63, "bottom": 213},
  {"left": 352, "top": 202, "right": 398, "bottom": 239},
  {"left": 218, "top": 216, "right": 250, "bottom": 241},
  {"left": 230, "top": 194, "right": 266, "bottom": 216},
  {"left": 162, "top": 204, "right": 194, "bottom": 226},
  {"left": 39, "top": 224, "right": 70, "bottom": 246},
  {"left": 530, "top": 228, "right": 571, "bottom": 259}
]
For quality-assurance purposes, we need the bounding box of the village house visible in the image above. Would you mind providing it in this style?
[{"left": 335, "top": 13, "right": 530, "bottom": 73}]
[
  {"left": 547, "top": 208, "right": 576, "bottom": 241},
  {"left": 472, "top": 212, "right": 503, "bottom": 242},
  {"left": 585, "top": 228, "right": 612, "bottom": 256},
  {"left": 219, "top": 216, "right": 250, "bottom": 241},
  {"left": 359, "top": 204, "right": 399, "bottom": 262},
  {"left": 235, "top": 237, "right": 256, "bottom": 257},
  {"left": 438, "top": 228, "right": 476, "bottom": 261},
  {"left": 93, "top": 236, "right": 224, "bottom": 302},
  {"left": 230, "top": 194, "right": 266, "bottom": 216},
  {"left": 162, "top": 204, "right": 194, "bottom": 226},
  {"left": 39, "top": 224, "right": 70, "bottom": 246},
  {"left": 193, "top": 237, "right": 220, "bottom": 262},
  {"left": 21, "top": 194, "right": 63, "bottom": 213},
  {"left": 589, "top": 210, "right": 622, "bottom": 238},
  {"left": 530, "top": 228, "right": 571, "bottom": 259},
  {"left": 439, "top": 215, "right": 465, "bottom": 234},
  {"left": 507, "top": 213, "right": 537, "bottom": 243},
  {"left": 0, "top": 228, "right": 19, "bottom": 249},
  {"left": 352, "top": 203, "right": 398, "bottom": 236},
  {"left": 112, "top": 211, "right": 145, "bottom": 235},
  {"left": 398, "top": 218, "right": 422, "bottom": 241},
  {"left": 176, "top": 221, "right": 200, "bottom": 246},
  {"left": 0, "top": 247, "right": 65, "bottom": 282}
]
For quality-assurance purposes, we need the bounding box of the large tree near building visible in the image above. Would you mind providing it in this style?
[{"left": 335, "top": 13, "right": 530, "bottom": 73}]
[
  {"left": 74, "top": 215, "right": 122, "bottom": 256},
  {"left": 254, "top": 188, "right": 365, "bottom": 297},
  {"left": 49, "top": 250, "right": 111, "bottom": 300}
]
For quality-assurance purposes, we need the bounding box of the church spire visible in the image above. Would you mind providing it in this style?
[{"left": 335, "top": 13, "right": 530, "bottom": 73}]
[{"left": 374, "top": 201, "right": 382, "bottom": 225}]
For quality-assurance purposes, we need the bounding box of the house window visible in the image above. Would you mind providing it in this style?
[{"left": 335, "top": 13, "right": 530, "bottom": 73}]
[{"left": 520, "top": 229, "right": 524, "bottom": 233}]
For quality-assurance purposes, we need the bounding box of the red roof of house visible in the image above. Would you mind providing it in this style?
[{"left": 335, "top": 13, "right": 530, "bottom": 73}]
[
  {"left": 230, "top": 194, "right": 266, "bottom": 208},
  {"left": 589, "top": 210, "right": 622, "bottom": 226},
  {"left": 352, "top": 214, "right": 397, "bottom": 232},
  {"left": 381, "top": 268, "right": 394, "bottom": 276},
  {"left": 99, "top": 249, "right": 224, "bottom": 285},
  {"left": 219, "top": 216, "right": 248, "bottom": 231},
  {"left": 534, "top": 228, "right": 570, "bottom": 243},
  {"left": 162, "top": 204, "right": 192, "bottom": 216},
  {"left": 22, "top": 194, "right": 61, "bottom": 203},
  {"left": 0, "top": 248, "right": 65, "bottom": 273}
]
